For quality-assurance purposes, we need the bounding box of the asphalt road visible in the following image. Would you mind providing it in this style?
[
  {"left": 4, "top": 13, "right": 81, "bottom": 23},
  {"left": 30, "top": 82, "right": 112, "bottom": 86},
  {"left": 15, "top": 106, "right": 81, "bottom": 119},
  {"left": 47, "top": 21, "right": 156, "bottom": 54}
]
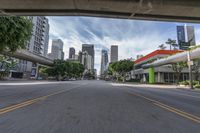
[{"left": 0, "top": 80, "right": 200, "bottom": 133}]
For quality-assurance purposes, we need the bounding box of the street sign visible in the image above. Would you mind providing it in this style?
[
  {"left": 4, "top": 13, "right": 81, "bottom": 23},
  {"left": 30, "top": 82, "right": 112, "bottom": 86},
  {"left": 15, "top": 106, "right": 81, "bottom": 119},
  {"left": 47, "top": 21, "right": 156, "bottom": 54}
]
[{"left": 187, "top": 61, "right": 194, "bottom": 66}]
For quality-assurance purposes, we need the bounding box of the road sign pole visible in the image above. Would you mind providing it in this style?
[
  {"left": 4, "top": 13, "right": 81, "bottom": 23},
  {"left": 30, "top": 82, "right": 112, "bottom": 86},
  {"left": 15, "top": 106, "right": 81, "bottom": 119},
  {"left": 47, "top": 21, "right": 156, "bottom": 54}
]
[{"left": 187, "top": 51, "right": 193, "bottom": 89}]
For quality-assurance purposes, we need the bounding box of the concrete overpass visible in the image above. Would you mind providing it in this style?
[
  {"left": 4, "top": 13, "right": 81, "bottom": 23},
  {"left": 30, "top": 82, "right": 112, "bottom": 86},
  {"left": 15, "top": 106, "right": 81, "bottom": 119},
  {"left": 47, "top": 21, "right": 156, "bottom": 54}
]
[
  {"left": 0, "top": 0, "right": 200, "bottom": 23},
  {"left": 1, "top": 50, "right": 53, "bottom": 66},
  {"left": 142, "top": 47, "right": 200, "bottom": 69}
]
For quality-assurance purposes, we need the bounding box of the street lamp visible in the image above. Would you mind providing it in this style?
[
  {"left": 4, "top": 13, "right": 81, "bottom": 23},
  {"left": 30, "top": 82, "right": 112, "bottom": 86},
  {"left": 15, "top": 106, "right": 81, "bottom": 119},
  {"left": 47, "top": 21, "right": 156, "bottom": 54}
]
[{"left": 187, "top": 46, "right": 195, "bottom": 89}]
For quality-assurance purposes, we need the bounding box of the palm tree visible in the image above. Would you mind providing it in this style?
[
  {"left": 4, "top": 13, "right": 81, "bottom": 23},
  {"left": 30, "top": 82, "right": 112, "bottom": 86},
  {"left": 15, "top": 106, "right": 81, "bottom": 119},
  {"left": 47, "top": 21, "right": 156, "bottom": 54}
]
[
  {"left": 158, "top": 44, "right": 166, "bottom": 50},
  {"left": 165, "top": 38, "right": 178, "bottom": 50}
]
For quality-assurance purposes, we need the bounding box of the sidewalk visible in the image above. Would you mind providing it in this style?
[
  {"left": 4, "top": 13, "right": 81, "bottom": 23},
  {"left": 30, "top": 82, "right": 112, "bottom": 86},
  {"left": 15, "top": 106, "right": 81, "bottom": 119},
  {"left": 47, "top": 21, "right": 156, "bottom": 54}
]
[
  {"left": 111, "top": 82, "right": 200, "bottom": 92},
  {"left": 0, "top": 79, "right": 62, "bottom": 86},
  {"left": 0, "top": 78, "right": 46, "bottom": 83}
]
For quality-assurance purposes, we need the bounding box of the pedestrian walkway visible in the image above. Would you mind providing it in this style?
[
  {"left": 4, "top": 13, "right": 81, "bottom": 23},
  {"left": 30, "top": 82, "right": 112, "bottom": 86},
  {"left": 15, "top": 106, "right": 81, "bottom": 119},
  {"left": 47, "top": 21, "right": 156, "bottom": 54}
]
[{"left": 111, "top": 82, "right": 200, "bottom": 92}]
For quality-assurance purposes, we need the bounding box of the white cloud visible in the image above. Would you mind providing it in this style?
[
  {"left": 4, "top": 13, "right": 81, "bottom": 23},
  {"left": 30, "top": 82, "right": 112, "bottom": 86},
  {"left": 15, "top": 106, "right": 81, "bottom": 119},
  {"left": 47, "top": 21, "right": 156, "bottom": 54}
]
[{"left": 47, "top": 16, "right": 200, "bottom": 74}]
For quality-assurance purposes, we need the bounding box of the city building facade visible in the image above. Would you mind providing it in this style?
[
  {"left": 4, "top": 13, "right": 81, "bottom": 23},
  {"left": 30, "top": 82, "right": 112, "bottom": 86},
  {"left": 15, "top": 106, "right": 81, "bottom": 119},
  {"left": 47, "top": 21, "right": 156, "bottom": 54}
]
[
  {"left": 177, "top": 25, "right": 196, "bottom": 50},
  {"left": 187, "top": 26, "right": 196, "bottom": 46},
  {"left": 66, "top": 54, "right": 79, "bottom": 62},
  {"left": 82, "top": 44, "right": 95, "bottom": 69},
  {"left": 110, "top": 45, "right": 118, "bottom": 63},
  {"left": 100, "top": 49, "right": 109, "bottom": 76},
  {"left": 81, "top": 51, "right": 92, "bottom": 70},
  {"left": 69, "top": 47, "right": 75, "bottom": 59},
  {"left": 133, "top": 50, "right": 190, "bottom": 83},
  {"left": 48, "top": 39, "right": 64, "bottom": 60},
  {"left": 78, "top": 51, "right": 83, "bottom": 63},
  {"left": 61, "top": 51, "right": 65, "bottom": 60},
  {"left": 17, "top": 16, "right": 50, "bottom": 78}
]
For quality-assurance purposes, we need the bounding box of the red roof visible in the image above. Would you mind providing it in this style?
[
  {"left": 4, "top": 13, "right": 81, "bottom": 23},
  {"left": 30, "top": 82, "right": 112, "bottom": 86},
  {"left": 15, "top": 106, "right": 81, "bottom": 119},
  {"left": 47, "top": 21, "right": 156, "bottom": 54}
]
[{"left": 135, "top": 50, "right": 183, "bottom": 64}]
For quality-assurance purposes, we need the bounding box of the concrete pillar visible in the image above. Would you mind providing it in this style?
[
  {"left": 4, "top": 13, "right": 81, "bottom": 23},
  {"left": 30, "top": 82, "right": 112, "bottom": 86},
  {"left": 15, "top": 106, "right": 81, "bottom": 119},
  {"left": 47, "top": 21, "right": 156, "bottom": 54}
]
[
  {"left": 157, "top": 72, "right": 161, "bottom": 83},
  {"left": 160, "top": 73, "right": 164, "bottom": 83},
  {"left": 149, "top": 67, "right": 155, "bottom": 84},
  {"left": 143, "top": 74, "right": 147, "bottom": 83},
  {"left": 30, "top": 63, "right": 39, "bottom": 79}
]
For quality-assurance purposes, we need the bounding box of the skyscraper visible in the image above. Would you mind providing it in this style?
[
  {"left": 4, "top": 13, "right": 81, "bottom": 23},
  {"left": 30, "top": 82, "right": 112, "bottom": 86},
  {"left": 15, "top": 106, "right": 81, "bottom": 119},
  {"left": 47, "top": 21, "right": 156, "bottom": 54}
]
[
  {"left": 177, "top": 26, "right": 186, "bottom": 48},
  {"left": 100, "top": 49, "right": 109, "bottom": 76},
  {"left": 78, "top": 51, "right": 83, "bottom": 63},
  {"left": 69, "top": 47, "right": 75, "bottom": 59},
  {"left": 81, "top": 51, "right": 92, "bottom": 70},
  {"left": 18, "top": 16, "right": 50, "bottom": 73},
  {"left": 110, "top": 45, "right": 118, "bottom": 63},
  {"left": 43, "top": 18, "right": 50, "bottom": 57},
  {"left": 48, "top": 39, "right": 64, "bottom": 60},
  {"left": 82, "top": 44, "right": 95, "bottom": 69},
  {"left": 187, "top": 26, "right": 196, "bottom": 46},
  {"left": 177, "top": 25, "right": 196, "bottom": 50},
  {"left": 26, "top": 16, "right": 49, "bottom": 56},
  {"left": 61, "top": 51, "right": 65, "bottom": 60}
]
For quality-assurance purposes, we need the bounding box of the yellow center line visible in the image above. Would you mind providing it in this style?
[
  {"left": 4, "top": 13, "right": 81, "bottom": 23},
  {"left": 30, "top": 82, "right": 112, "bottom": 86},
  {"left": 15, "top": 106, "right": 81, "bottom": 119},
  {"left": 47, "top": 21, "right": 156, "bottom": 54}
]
[
  {"left": 154, "top": 103, "right": 200, "bottom": 124},
  {"left": 0, "top": 89, "right": 69, "bottom": 115},
  {"left": 128, "top": 92, "right": 200, "bottom": 124},
  {"left": 0, "top": 100, "right": 37, "bottom": 115}
]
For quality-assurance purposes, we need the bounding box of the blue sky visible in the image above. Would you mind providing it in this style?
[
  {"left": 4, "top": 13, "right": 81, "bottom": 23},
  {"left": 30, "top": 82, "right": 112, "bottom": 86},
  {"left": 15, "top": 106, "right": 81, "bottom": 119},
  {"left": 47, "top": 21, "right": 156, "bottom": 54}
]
[{"left": 47, "top": 16, "right": 200, "bottom": 73}]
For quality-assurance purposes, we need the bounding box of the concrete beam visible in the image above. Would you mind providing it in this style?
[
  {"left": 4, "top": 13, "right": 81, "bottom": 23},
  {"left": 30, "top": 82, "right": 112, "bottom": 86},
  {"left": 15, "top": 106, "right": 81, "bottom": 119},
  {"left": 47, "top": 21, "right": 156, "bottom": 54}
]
[
  {"left": 0, "top": 0, "right": 200, "bottom": 22},
  {"left": 142, "top": 47, "right": 200, "bottom": 68},
  {"left": 1, "top": 50, "right": 53, "bottom": 66}
]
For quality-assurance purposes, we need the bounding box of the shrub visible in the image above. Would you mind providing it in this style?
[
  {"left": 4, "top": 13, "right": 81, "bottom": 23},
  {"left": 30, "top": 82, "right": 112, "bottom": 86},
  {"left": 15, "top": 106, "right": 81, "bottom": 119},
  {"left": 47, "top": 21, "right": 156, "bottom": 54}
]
[
  {"left": 179, "top": 81, "right": 189, "bottom": 85},
  {"left": 117, "top": 76, "right": 123, "bottom": 82},
  {"left": 179, "top": 80, "right": 200, "bottom": 86},
  {"left": 192, "top": 80, "right": 200, "bottom": 86},
  {"left": 0, "top": 71, "right": 9, "bottom": 80},
  {"left": 194, "top": 84, "right": 200, "bottom": 89},
  {"left": 126, "top": 79, "right": 140, "bottom": 82}
]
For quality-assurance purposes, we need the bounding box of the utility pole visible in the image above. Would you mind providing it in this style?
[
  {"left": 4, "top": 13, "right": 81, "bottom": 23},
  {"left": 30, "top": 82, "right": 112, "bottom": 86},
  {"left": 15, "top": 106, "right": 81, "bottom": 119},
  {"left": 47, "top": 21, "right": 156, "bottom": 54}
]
[{"left": 187, "top": 50, "right": 194, "bottom": 89}]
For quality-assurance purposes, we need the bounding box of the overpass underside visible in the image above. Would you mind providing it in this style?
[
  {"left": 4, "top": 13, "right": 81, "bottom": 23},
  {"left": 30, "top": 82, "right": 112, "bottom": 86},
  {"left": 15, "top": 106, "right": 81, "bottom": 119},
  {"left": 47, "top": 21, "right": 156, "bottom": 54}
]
[
  {"left": 0, "top": 50, "right": 53, "bottom": 66},
  {"left": 0, "top": 0, "right": 200, "bottom": 23}
]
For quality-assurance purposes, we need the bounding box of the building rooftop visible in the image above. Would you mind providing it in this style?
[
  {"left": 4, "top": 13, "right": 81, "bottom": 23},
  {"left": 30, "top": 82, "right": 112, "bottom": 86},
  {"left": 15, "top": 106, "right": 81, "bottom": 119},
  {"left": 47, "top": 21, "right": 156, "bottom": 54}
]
[{"left": 135, "top": 50, "right": 183, "bottom": 66}]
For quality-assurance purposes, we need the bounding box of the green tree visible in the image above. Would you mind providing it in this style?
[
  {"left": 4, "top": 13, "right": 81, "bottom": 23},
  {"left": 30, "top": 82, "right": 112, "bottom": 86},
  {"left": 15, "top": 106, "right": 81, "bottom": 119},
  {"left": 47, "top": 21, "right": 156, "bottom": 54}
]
[
  {"left": 109, "top": 60, "right": 134, "bottom": 82},
  {"left": 77, "top": 63, "right": 85, "bottom": 77},
  {"left": 171, "top": 62, "right": 187, "bottom": 84},
  {"left": 0, "top": 56, "right": 17, "bottom": 79},
  {"left": 65, "top": 61, "right": 85, "bottom": 78},
  {"left": 44, "top": 60, "right": 85, "bottom": 80},
  {"left": 192, "top": 59, "right": 200, "bottom": 81},
  {"left": 84, "top": 69, "right": 95, "bottom": 80},
  {"left": 107, "top": 62, "right": 119, "bottom": 80},
  {"left": 188, "top": 46, "right": 200, "bottom": 81},
  {"left": 165, "top": 38, "right": 178, "bottom": 50},
  {"left": 0, "top": 16, "right": 33, "bottom": 52},
  {"left": 108, "top": 63, "right": 114, "bottom": 75},
  {"left": 44, "top": 60, "right": 66, "bottom": 80}
]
